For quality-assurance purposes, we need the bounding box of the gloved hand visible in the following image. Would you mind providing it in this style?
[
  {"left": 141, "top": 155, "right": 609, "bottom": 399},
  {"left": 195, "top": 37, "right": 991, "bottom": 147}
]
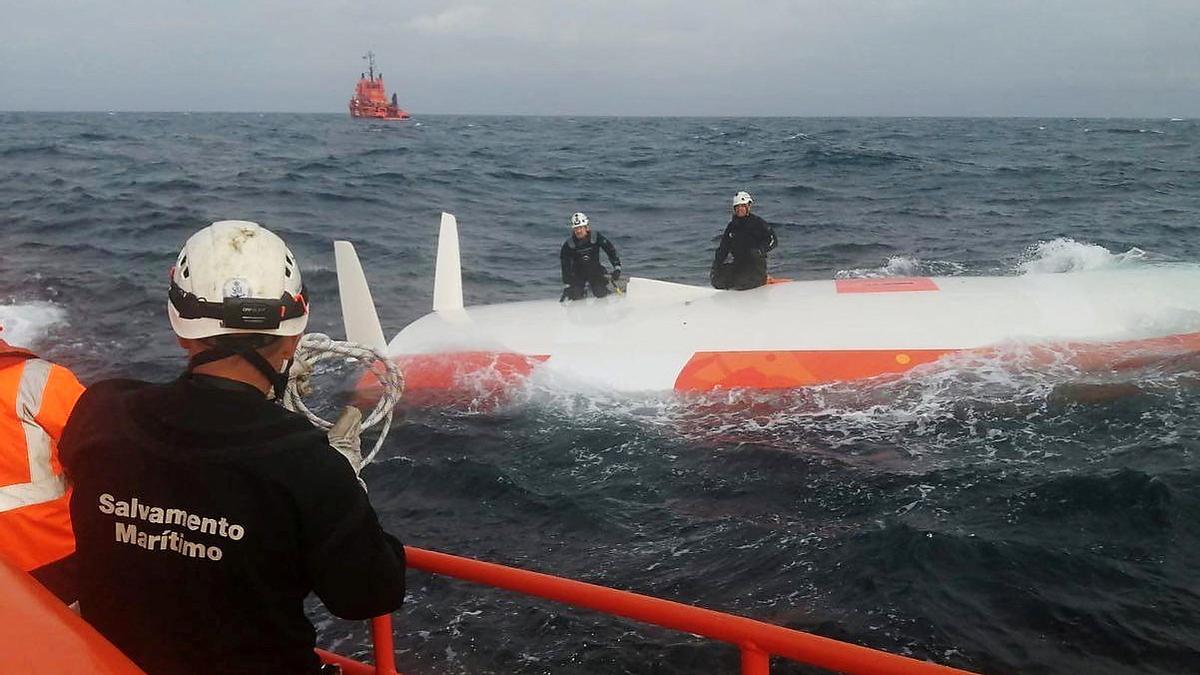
[
  {"left": 286, "top": 353, "right": 313, "bottom": 398},
  {"left": 328, "top": 406, "right": 365, "bottom": 475},
  {"left": 611, "top": 267, "right": 622, "bottom": 282}
]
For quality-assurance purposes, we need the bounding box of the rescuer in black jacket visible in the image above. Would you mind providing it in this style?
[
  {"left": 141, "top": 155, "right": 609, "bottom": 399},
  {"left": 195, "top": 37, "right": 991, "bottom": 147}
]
[
  {"left": 560, "top": 211, "right": 622, "bottom": 301},
  {"left": 711, "top": 191, "right": 778, "bottom": 290},
  {"left": 60, "top": 221, "right": 405, "bottom": 675}
]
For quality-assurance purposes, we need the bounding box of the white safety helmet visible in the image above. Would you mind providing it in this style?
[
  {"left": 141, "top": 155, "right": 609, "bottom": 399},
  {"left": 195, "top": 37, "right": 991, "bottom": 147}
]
[
  {"left": 732, "top": 191, "right": 754, "bottom": 207},
  {"left": 168, "top": 220, "right": 309, "bottom": 340},
  {"left": 570, "top": 212, "right": 589, "bottom": 230}
]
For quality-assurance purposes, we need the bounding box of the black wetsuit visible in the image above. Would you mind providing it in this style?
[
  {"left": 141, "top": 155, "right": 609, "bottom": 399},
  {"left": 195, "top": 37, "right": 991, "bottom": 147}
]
[
  {"left": 711, "top": 213, "right": 778, "bottom": 290},
  {"left": 561, "top": 231, "right": 621, "bottom": 300},
  {"left": 60, "top": 374, "right": 406, "bottom": 675}
]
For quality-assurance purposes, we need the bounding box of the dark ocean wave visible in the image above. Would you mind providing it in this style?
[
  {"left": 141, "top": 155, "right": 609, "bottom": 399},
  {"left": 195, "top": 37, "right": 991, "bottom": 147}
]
[
  {"left": 1, "top": 143, "right": 66, "bottom": 158},
  {"left": 1086, "top": 127, "right": 1166, "bottom": 135},
  {"left": 783, "top": 183, "right": 820, "bottom": 195},
  {"left": 292, "top": 158, "right": 343, "bottom": 172}
]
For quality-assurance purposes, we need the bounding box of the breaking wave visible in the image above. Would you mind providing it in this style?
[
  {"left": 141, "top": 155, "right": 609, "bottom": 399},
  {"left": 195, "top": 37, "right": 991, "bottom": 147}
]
[
  {"left": 1016, "top": 238, "right": 1147, "bottom": 274},
  {"left": 0, "top": 302, "right": 67, "bottom": 348},
  {"left": 835, "top": 255, "right": 969, "bottom": 278}
]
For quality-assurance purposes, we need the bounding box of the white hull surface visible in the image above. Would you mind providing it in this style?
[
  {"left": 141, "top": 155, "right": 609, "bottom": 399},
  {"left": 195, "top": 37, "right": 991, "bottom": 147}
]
[
  {"left": 339, "top": 215, "right": 1200, "bottom": 399},
  {"left": 390, "top": 268, "right": 1200, "bottom": 395}
]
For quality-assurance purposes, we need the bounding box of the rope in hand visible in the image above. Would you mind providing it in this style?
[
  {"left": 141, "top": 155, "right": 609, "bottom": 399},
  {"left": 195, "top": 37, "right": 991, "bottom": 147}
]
[{"left": 281, "top": 333, "right": 404, "bottom": 471}]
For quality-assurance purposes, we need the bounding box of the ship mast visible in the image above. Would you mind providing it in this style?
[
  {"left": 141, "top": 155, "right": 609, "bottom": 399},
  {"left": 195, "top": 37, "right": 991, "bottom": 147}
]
[{"left": 363, "top": 51, "right": 377, "bottom": 81}]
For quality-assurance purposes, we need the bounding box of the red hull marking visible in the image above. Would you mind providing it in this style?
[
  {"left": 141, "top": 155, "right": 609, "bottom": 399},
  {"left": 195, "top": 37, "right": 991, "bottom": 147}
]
[
  {"left": 835, "top": 277, "right": 939, "bottom": 293},
  {"left": 355, "top": 352, "right": 549, "bottom": 406},
  {"left": 1039, "top": 331, "right": 1200, "bottom": 371},
  {"left": 674, "top": 349, "right": 953, "bottom": 390},
  {"left": 398, "top": 352, "right": 549, "bottom": 390},
  {"left": 674, "top": 331, "right": 1200, "bottom": 391}
]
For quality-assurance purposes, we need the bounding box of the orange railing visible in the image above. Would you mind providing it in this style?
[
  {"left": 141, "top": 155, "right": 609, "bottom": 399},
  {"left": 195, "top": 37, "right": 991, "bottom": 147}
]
[
  {"left": 19, "top": 540, "right": 966, "bottom": 675},
  {"left": 319, "top": 545, "right": 977, "bottom": 674},
  {"left": 400, "top": 545, "right": 976, "bottom": 675},
  {"left": 316, "top": 615, "right": 398, "bottom": 675}
]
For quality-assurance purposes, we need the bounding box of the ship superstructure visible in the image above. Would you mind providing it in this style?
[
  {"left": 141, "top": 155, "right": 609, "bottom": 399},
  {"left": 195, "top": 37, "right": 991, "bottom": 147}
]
[{"left": 349, "top": 51, "right": 410, "bottom": 120}]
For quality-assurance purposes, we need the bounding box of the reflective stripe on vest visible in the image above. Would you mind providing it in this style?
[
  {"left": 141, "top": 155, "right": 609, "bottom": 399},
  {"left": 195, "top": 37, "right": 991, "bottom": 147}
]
[{"left": 0, "top": 359, "right": 68, "bottom": 513}]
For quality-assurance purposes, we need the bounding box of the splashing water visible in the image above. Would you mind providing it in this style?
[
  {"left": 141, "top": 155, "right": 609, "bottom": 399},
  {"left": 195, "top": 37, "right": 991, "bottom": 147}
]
[
  {"left": 0, "top": 302, "right": 67, "bottom": 348},
  {"left": 836, "top": 255, "right": 969, "bottom": 279},
  {"left": 1017, "top": 238, "right": 1146, "bottom": 274}
]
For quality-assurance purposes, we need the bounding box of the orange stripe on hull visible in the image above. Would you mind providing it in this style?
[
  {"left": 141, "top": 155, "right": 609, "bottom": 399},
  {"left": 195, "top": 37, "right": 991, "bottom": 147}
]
[
  {"left": 674, "top": 331, "right": 1200, "bottom": 391},
  {"left": 674, "top": 349, "right": 953, "bottom": 391},
  {"left": 355, "top": 352, "right": 549, "bottom": 406},
  {"left": 357, "top": 332, "right": 1200, "bottom": 401},
  {"left": 1031, "top": 331, "right": 1200, "bottom": 370},
  {"left": 399, "top": 352, "right": 549, "bottom": 390},
  {"left": 835, "top": 277, "right": 940, "bottom": 293}
]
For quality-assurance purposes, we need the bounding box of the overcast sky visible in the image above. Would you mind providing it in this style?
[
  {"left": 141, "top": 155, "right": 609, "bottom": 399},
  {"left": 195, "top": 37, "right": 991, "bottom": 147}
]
[{"left": 2, "top": 0, "right": 1197, "bottom": 116}]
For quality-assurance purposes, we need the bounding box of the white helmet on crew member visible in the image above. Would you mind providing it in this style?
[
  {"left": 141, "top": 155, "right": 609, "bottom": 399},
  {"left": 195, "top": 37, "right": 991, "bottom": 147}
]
[
  {"left": 570, "top": 212, "right": 589, "bottom": 230},
  {"left": 732, "top": 191, "right": 754, "bottom": 207},
  {"left": 168, "top": 221, "right": 309, "bottom": 340}
]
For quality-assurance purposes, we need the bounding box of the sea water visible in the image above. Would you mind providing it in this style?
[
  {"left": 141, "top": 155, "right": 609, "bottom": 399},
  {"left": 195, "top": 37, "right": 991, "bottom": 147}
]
[{"left": 3, "top": 113, "right": 1199, "bottom": 674}]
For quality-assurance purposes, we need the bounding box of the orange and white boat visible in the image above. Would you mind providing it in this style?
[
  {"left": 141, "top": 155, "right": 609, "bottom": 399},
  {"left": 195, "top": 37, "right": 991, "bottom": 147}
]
[
  {"left": 341, "top": 213, "right": 1200, "bottom": 403},
  {"left": 349, "top": 51, "right": 410, "bottom": 121}
]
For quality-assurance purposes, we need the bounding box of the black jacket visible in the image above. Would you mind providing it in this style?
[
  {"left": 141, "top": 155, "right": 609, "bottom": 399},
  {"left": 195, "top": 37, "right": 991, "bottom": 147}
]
[
  {"left": 561, "top": 231, "right": 621, "bottom": 284},
  {"left": 60, "top": 375, "right": 406, "bottom": 675},
  {"left": 714, "top": 213, "right": 777, "bottom": 266}
]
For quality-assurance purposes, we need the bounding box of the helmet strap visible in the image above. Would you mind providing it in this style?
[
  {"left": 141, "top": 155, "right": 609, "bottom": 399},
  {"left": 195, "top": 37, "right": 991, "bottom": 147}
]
[{"left": 186, "top": 342, "right": 290, "bottom": 400}]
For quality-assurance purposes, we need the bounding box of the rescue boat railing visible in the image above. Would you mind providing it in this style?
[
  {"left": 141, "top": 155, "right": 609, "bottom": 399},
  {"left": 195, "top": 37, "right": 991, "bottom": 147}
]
[
  {"left": 315, "top": 614, "right": 397, "bottom": 674},
  {"left": 402, "top": 545, "right": 975, "bottom": 675}
]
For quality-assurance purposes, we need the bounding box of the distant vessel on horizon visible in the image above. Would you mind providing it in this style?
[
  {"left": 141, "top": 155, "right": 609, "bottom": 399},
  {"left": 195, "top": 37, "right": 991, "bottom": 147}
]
[{"left": 349, "top": 51, "right": 410, "bottom": 120}]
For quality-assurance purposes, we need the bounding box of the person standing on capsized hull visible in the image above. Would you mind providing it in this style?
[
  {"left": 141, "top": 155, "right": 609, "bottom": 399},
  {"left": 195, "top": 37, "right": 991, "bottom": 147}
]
[
  {"left": 561, "top": 212, "right": 623, "bottom": 301},
  {"left": 0, "top": 332, "right": 85, "bottom": 604},
  {"left": 711, "top": 191, "right": 777, "bottom": 290},
  {"left": 60, "top": 220, "right": 406, "bottom": 674}
]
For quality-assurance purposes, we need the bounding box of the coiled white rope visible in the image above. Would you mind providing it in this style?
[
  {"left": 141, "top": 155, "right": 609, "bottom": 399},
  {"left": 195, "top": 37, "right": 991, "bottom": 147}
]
[{"left": 282, "top": 333, "right": 404, "bottom": 468}]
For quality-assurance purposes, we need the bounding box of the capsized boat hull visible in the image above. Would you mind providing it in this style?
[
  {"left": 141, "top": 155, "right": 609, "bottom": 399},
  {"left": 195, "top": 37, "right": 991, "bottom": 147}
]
[{"left": 385, "top": 266, "right": 1200, "bottom": 396}]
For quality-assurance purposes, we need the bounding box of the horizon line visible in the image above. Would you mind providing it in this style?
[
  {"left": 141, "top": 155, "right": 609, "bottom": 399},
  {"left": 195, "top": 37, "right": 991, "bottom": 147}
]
[{"left": 0, "top": 110, "right": 1191, "bottom": 120}]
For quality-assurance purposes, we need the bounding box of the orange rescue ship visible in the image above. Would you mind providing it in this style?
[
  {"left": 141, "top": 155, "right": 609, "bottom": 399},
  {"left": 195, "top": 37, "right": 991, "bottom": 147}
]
[{"left": 349, "top": 51, "right": 410, "bottom": 120}]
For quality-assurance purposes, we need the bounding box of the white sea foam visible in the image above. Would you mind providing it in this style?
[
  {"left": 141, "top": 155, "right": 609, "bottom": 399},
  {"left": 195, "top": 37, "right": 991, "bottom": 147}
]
[
  {"left": 879, "top": 255, "right": 921, "bottom": 276},
  {"left": 0, "top": 302, "right": 67, "bottom": 348},
  {"left": 835, "top": 255, "right": 967, "bottom": 279},
  {"left": 1016, "top": 238, "right": 1145, "bottom": 274},
  {"left": 489, "top": 338, "right": 1199, "bottom": 479}
]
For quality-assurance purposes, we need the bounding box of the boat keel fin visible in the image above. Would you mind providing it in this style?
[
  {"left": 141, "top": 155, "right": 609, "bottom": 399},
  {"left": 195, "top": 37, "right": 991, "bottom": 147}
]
[
  {"left": 433, "top": 212, "right": 465, "bottom": 312},
  {"left": 334, "top": 240, "right": 389, "bottom": 354}
]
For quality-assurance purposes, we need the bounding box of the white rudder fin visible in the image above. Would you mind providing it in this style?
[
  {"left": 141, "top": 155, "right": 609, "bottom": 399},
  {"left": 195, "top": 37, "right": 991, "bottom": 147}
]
[
  {"left": 334, "top": 240, "right": 389, "bottom": 354},
  {"left": 432, "top": 212, "right": 464, "bottom": 312}
]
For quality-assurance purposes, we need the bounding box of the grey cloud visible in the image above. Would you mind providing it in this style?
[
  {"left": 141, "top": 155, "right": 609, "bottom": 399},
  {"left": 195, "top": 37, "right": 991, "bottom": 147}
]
[{"left": 1, "top": 0, "right": 1196, "bottom": 115}]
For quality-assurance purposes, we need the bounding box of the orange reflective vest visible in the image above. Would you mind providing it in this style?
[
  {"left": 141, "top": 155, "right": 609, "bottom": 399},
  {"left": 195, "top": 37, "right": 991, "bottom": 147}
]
[{"left": 0, "top": 342, "right": 85, "bottom": 572}]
